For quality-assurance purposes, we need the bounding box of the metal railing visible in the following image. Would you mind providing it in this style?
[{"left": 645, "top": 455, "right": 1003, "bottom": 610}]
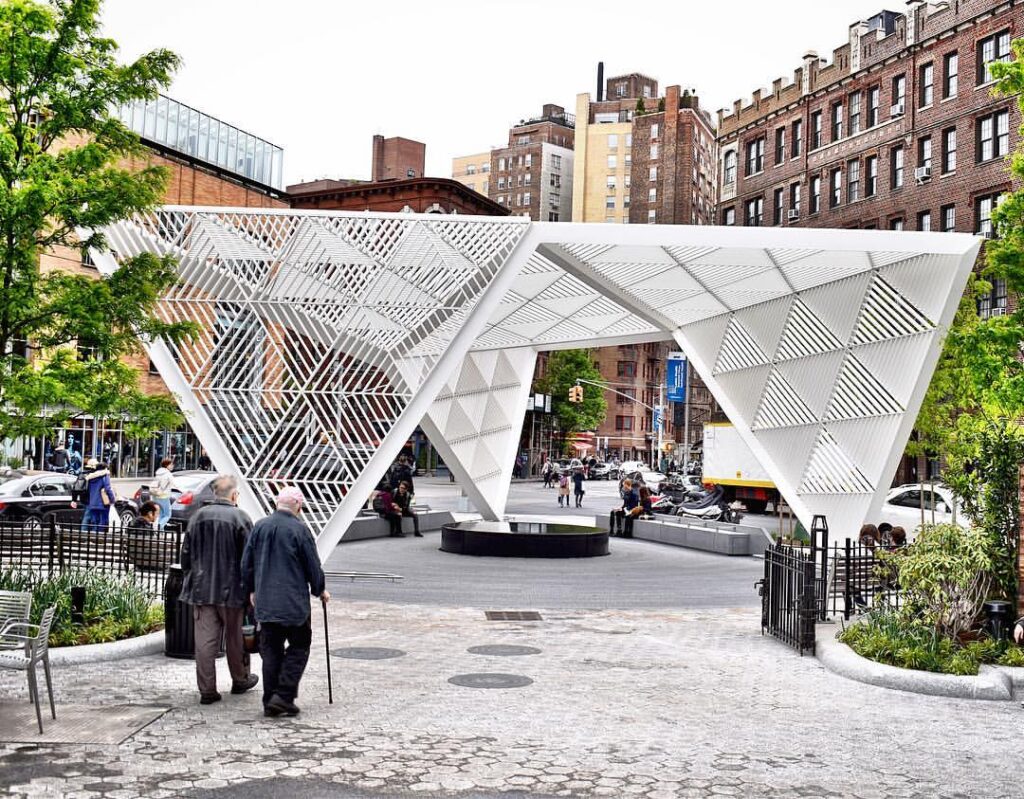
[
  {"left": 825, "top": 539, "right": 902, "bottom": 620},
  {"left": 0, "top": 515, "right": 184, "bottom": 598},
  {"left": 758, "top": 542, "right": 818, "bottom": 655}
]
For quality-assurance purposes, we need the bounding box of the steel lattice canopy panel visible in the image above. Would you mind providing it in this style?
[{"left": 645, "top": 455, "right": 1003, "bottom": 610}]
[{"left": 96, "top": 208, "right": 980, "bottom": 558}]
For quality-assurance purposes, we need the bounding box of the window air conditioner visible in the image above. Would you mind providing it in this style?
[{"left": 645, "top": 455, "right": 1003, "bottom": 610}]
[
  {"left": 982, "top": 230, "right": 995, "bottom": 239},
  {"left": 914, "top": 166, "right": 932, "bottom": 182},
  {"left": 890, "top": 102, "right": 905, "bottom": 117},
  {"left": 990, "top": 307, "right": 1006, "bottom": 317},
  {"left": 787, "top": 210, "right": 800, "bottom": 220}
]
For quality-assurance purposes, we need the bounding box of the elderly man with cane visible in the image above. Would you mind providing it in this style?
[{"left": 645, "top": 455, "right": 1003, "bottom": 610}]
[{"left": 242, "top": 486, "right": 329, "bottom": 718}]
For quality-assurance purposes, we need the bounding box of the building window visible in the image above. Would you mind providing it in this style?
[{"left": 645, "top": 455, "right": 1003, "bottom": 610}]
[
  {"left": 790, "top": 182, "right": 801, "bottom": 216},
  {"left": 890, "top": 218, "right": 904, "bottom": 231},
  {"left": 481, "top": 180, "right": 488, "bottom": 193},
  {"left": 775, "top": 127, "right": 786, "bottom": 164},
  {"left": 523, "top": 192, "right": 531, "bottom": 205},
  {"left": 830, "top": 168, "right": 842, "bottom": 208},
  {"left": 831, "top": 101, "right": 844, "bottom": 142},
  {"left": 773, "top": 188, "right": 784, "bottom": 225},
  {"left": 745, "top": 137, "right": 765, "bottom": 175},
  {"left": 847, "top": 159, "right": 860, "bottom": 203},
  {"left": 745, "top": 196, "right": 764, "bottom": 227},
  {"left": 615, "top": 415, "right": 635, "bottom": 432},
  {"left": 482, "top": 163, "right": 490, "bottom": 172},
  {"left": 892, "top": 74, "right": 906, "bottom": 113},
  {"left": 810, "top": 111, "right": 822, "bottom": 149},
  {"left": 524, "top": 173, "right": 531, "bottom": 186},
  {"left": 548, "top": 211, "right": 559, "bottom": 222},
  {"left": 606, "top": 195, "right": 616, "bottom": 210},
  {"left": 651, "top": 144, "right": 660, "bottom": 160},
  {"left": 918, "top": 136, "right": 932, "bottom": 171},
  {"left": 723, "top": 151, "right": 737, "bottom": 185},
  {"left": 891, "top": 145, "right": 904, "bottom": 189},
  {"left": 497, "top": 177, "right": 505, "bottom": 190},
  {"left": 723, "top": 207, "right": 736, "bottom": 225},
  {"left": 791, "top": 118, "right": 802, "bottom": 157},
  {"left": 849, "top": 91, "right": 862, "bottom": 135},
  {"left": 606, "top": 176, "right": 616, "bottom": 189},
  {"left": 608, "top": 133, "right": 618, "bottom": 150},
  {"left": 977, "top": 110, "right": 1010, "bottom": 162},
  {"left": 919, "top": 62, "right": 934, "bottom": 107},
  {"left": 865, "top": 155, "right": 878, "bottom": 197},
  {"left": 941, "top": 204, "right": 956, "bottom": 232},
  {"left": 868, "top": 85, "right": 880, "bottom": 127},
  {"left": 977, "top": 277, "right": 1008, "bottom": 317},
  {"left": 617, "top": 361, "right": 636, "bottom": 378},
  {"left": 525, "top": 153, "right": 532, "bottom": 167},
  {"left": 648, "top": 187, "right": 657, "bottom": 203},
  {"left": 498, "top": 157, "right": 506, "bottom": 171},
  {"left": 466, "top": 164, "right": 476, "bottom": 175},
  {"left": 977, "top": 194, "right": 1001, "bottom": 237},
  {"left": 810, "top": 175, "right": 821, "bottom": 214},
  {"left": 647, "top": 209, "right": 657, "bottom": 223},
  {"left": 617, "top": 388, "right": 636, "bottom": 406},
  {"left": 944, "top": 52, "right": 958, "bottom": 98},
  {"left": 607, "top": 154, "right": 617, "bottom": 169},
  {"left": 918, "top": 210, "right": 932, "bottom": 232},
  {"left": 978, "top": 30, "right": 1011, "bottom": 84},
  {"left": 550, "top": 154, "right": 561, "bottom": 170},
  {"left": 651, "top": 123, "right": 659, "bottom": 139},
  {"left": 942, "top": 127, "right": 957, "bottom": 172},
  {"left": 649, "top": 166, "right": 658, "bottom": 182}
]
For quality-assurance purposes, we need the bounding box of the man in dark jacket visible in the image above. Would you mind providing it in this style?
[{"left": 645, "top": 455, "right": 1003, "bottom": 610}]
[
  {"left": 388, "top": 456, "right": 415, "bottom": 494},
  {"left": 242, "top": 486, "right": 327, "bottom": 718},
  {"left": 180, "top": 475, "right": 258, "bottom": 704},
  {"left": 82, "top": 459, "right": 114, "bottom": 532}
]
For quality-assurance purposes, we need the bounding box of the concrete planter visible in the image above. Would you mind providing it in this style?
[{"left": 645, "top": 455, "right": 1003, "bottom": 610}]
[
  {"left": 816, "top": 631, "right": 1023, "bottom": 701},
  {"left": 49, "top": 629, "right": 163, "bottom": 666}
]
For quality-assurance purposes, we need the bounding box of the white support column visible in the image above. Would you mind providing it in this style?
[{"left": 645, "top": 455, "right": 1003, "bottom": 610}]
[
  {"left": 313, "top": 228, "right": 543, "bottom": 560},
  {"left": 419, "top": 347, "right": 538, "bottom": 519}
]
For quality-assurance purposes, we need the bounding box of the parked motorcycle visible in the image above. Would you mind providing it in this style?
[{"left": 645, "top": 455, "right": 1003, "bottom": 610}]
[{"left": 674, "top": 485, "right": 743, "bottom": 524}]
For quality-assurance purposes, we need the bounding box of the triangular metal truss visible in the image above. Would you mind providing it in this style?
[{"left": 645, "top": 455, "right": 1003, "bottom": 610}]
[{"left": 97, "top": 209, "right": 980, "bottom": 558}]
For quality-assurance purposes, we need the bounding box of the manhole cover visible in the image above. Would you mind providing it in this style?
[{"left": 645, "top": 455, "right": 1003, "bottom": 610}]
[
  {"left": 448, "top": 673, "right": 534, "bottom": 689},
  {"left": 467, "top": 645, "right": 542, "bottom": 656},
  {"left": 331, "top": 647, "right": 406, "bottom": 660},
  {"left": 485, "top": 610, "right": 543, "bottom": 621}
]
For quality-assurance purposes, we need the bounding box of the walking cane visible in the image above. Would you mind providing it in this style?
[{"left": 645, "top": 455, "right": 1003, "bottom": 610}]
[{"left": 322, "top": 597, "right": 334, "bottom": 704}]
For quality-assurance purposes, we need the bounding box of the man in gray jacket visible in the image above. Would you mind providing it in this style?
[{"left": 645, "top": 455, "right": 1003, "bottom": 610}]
[
  {"left": 180, "top": 475, "right": 258, "bottom": 704},
  {"left": 242, "top": 486, "right": 328, "bottom": 717}
]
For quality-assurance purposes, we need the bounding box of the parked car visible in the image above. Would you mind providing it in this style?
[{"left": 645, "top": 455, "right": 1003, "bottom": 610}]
[
  {"left": 878, "top": 483, "right": 967, "bottom": 536},
  {"left": 0, "top": 472, "right": 136, "bottom": 530},
  {"left": 589, "top": 461, "right": 614, "bottom": 480}
]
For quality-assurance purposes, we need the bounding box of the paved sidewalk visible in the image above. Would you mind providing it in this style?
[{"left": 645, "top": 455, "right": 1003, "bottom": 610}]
[{"left": 0, "top": 598, "right": 1017, "bottom": 798}]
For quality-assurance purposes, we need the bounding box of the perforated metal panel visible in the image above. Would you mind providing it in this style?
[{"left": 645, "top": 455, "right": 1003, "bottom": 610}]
[{"left": 99, "top": 210, "right": 981, "bottom": 549}]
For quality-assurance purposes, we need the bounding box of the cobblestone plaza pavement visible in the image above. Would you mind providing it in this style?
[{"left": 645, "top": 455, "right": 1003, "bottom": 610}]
[{"left": 1, "top": 487, "right": 1020, "bottom": 797}]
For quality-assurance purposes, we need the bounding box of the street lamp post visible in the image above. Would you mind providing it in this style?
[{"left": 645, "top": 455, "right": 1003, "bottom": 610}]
[{"left": 574, "top": 377, "right": 666, "bottom": 467}]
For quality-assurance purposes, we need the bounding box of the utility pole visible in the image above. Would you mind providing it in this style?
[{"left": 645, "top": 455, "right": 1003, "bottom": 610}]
[
  {"left": 657, "top": 381, "right": 664, "bottom": 470},
  {"left": 682, "top": 359, "right": 691, "bottom": 465}
]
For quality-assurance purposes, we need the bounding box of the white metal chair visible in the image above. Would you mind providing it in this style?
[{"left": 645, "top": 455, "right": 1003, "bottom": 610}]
[
  {"left": 0, "top": 606, "right": 57, "bottom": 733},
  {"left": 0, "top": 590, "right": 32, "bottom": 649}
]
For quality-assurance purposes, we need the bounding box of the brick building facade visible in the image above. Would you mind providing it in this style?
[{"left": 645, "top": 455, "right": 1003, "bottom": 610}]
[
  {"left": 717, "top": 0, "right": 1022, "bottom": 483},
  {"left": 287, "top": 176, "right": 508, "bottom": 215},
  {"left": 371, "top": 135, "right": 426, "bottom": 182}
]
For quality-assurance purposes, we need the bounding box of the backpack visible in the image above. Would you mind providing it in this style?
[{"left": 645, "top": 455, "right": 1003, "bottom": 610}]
[
  {"left": 72, "top": 473, "right": 87, "bottom": 496},
  {"left": 559, "top": 475, "right": 569, "bottom": 489}
]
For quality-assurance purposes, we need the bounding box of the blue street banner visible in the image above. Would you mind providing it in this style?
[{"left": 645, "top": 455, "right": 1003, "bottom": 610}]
[{"left": 666, "top": 352, "right": 687, "bottom": 403}]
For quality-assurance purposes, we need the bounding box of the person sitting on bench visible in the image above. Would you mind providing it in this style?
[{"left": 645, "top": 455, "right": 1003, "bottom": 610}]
[
  {"left": 609, "top": 479, "right": 641, "bottom": 537},
  {"left": 393, "top": 481, "right": 422, "bottom": 538},
  {"left": 372, "top": 484, "right": 404, "bottom": 537}
]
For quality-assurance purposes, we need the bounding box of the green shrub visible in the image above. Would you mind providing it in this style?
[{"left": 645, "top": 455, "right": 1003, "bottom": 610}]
[{"left": 0, "top": 568, "right": 161, "bottom": 646}]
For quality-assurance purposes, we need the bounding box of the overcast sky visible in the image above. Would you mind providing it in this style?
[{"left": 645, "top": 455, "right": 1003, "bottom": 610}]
[{"left": 101, "top": 0, "right": 893, "bottom": 186}]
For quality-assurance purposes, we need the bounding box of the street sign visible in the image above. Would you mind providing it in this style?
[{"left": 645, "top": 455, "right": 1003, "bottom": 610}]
[{"left": 666, "top": 354, "right": 687, "bottom": 403}]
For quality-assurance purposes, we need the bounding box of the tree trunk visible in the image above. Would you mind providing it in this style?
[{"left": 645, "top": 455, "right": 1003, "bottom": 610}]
[{"left": 1017, "top": 463, "right": 1024, "bottom": 617}]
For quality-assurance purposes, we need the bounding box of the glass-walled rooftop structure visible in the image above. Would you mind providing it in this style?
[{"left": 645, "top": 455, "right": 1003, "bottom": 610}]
[{"left": 114, "top": 94, "right": 284, "bottom": 190}]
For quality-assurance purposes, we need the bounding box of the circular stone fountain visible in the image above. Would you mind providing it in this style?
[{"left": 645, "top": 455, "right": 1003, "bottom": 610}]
[{"left": 440, "top": 519, "right": 608, "bottom": 558}]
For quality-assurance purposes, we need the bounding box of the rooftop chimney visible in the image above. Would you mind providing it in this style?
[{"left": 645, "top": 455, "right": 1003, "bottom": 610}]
[{"left": 597, "top": 62, "right": 604, "bottom": 102}]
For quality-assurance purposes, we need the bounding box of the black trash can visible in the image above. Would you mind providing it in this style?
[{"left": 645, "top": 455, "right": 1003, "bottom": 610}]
[
  {"left": 164, "top": 563, "right": 194, "bottom": 659},
  {"left": 984, "top": 600, "right": 1014, "bottom": 642}
]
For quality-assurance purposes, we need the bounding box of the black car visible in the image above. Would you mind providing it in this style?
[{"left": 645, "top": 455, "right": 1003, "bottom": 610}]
[{"left": 0, "top": 472, "right": 136, "bottom": 531}]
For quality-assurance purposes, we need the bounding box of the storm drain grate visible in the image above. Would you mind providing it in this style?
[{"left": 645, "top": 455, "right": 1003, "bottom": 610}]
[{"left": 485, "top": 611, "right": 543, "bottom": 621}]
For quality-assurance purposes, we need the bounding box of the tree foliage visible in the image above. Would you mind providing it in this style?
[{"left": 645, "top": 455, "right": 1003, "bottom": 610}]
[
  {"left": 0, "top": 0, "right": 193, "bottom": 443},
  {"left": 534, "top": 350, "right": 607, "bottom": 441}
]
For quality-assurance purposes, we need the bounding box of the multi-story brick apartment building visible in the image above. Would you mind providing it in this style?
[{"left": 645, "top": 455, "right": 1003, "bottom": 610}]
[
  {"left": 12, "top": 94, "right": 288, "bottom": 475},
  {"left": 451, "top": 152, "right": 491, "bottom": 198},
  {"left": 570, "top": 72, "right": 721, "bottom": 463},
  {"left": 452, "top": 105, "right": 575, "bottom": 222},
  {"left": 371, "top": 134, "right": 425, "bottom": 181},
  {"left": 717, "top": 0, "right": 1021, "bottom": 482}
]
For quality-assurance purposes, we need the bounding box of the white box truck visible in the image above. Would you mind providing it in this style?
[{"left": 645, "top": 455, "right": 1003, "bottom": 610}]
[{"left": 701, "top": 423, "right": 779, "bottom": 514}]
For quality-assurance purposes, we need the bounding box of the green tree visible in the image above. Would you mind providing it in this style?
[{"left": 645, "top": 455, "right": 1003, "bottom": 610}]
[
  {"left": 535, "top": 350, "right": 607, "bottom": 448},
  {"left": 635, "top": 96, "right": 646, "bottom": 115},
  {"left": 0, "top": 0, "right": 194, "bottom": 446}
]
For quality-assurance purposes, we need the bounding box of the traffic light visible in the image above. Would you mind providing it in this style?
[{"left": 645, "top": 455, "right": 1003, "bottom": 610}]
[{"left": 568, "top": 385, "right": 583, "bottom": 403}]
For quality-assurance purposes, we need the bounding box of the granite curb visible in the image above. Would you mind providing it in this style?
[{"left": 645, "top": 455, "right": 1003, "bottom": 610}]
[
  {"left": 48, "top": 630, "right": 163, "bottom": 666},
  {"left": 816, "top": 630, "right": 1015, "bottom": 701}
]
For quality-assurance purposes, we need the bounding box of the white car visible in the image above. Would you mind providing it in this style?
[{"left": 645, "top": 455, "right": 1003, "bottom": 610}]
[
  {"left": 619, "top": 460, "right": 649, "bottom": 474},
  {"left": 878, "top": 483, "right": 968, "bottom": 536}
]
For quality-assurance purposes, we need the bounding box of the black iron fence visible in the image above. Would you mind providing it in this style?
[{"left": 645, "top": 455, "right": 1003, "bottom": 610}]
[
  {"left": 0, "top": 514, "right": 184, "bottom": 598},
  {"left": 825, "top": 539, "right": 902, "bottom": 620},
  {"left": 758, "top": 542, "right": 818, "bottom": 655}
]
